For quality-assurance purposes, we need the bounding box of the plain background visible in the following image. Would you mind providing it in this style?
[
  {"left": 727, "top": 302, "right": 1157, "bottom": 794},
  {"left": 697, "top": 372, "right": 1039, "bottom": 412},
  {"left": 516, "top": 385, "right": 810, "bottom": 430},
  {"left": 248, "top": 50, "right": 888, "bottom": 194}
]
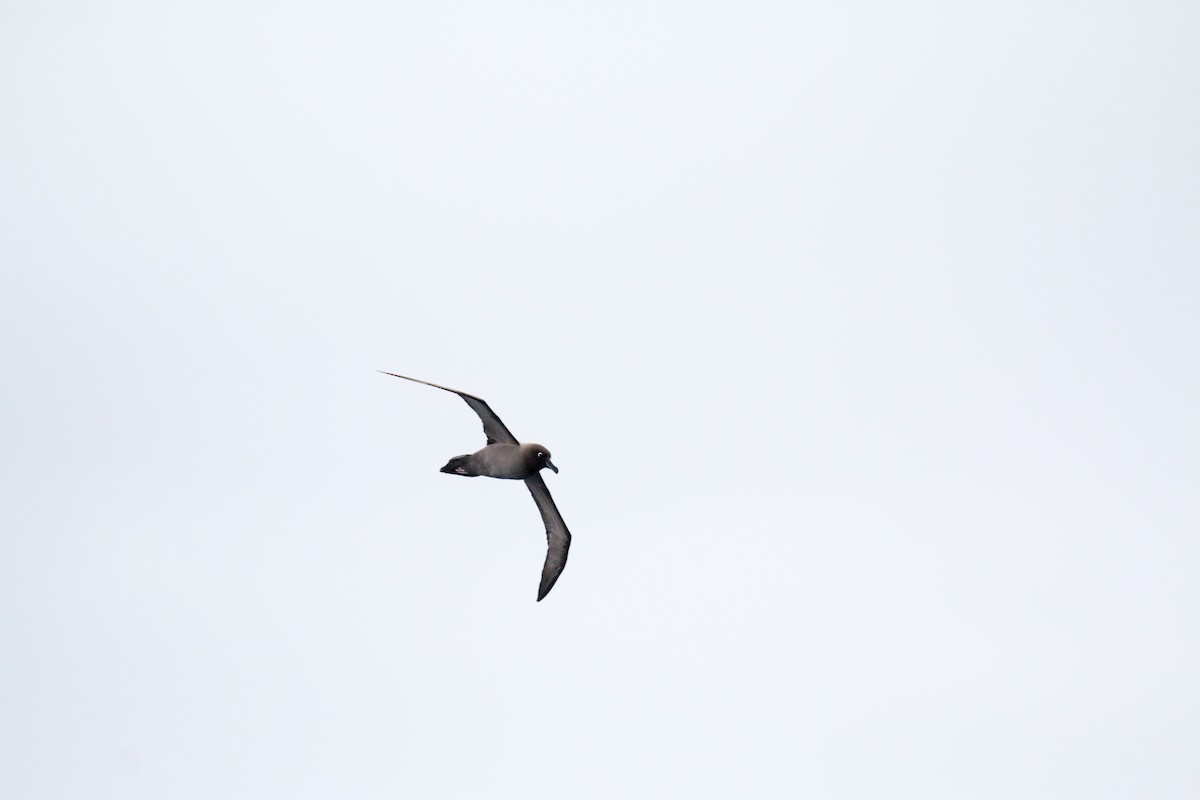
[{"left": 2, "top": 2, "right": 1198, "bottom": 798}]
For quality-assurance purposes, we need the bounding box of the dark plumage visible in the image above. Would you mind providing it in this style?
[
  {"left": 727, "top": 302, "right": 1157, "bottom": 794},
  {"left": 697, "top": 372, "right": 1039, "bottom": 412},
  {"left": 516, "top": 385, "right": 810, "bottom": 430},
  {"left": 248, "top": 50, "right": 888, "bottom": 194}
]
[{"left": 380, "top": 371, "right": 572, "bottom": 601}]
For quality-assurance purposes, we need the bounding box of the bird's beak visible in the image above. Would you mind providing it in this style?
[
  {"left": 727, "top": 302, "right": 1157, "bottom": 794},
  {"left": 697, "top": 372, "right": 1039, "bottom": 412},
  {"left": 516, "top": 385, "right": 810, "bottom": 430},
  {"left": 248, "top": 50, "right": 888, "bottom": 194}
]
[{"left": 545, "top": 459, "right": 559, "bottom": 474}]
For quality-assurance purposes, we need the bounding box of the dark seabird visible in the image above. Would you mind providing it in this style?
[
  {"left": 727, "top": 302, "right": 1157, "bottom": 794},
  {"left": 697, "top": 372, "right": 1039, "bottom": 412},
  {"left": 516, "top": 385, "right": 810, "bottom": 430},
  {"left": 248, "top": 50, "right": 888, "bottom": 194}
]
[{"left": 380, "top": 371, "right": 572, "bottom": 601}]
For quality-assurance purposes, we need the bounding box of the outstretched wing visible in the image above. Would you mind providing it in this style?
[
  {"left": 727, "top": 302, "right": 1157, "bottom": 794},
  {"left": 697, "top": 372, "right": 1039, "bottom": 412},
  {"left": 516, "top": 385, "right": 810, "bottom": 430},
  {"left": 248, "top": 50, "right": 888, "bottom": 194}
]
[
  {"left": 379, "top": 371, "right": 519, "bottom": 445},
  {"left": 525, "top": 473, "right": 571, "bottom": 602}
]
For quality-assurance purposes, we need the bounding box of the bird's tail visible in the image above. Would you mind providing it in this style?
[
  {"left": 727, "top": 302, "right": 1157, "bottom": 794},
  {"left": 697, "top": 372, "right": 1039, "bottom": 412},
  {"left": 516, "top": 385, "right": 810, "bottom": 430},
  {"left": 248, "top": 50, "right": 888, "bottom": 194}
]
[{"left": 439, "top": 455, "right": 476, "bottom": 476}]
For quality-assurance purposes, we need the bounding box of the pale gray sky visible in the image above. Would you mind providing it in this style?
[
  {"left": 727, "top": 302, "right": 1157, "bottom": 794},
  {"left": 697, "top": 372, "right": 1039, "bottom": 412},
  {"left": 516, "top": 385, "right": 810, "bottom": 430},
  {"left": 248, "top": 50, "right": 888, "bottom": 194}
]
[{"left": 2, "top": 2, "right": 1198, "bottom": 798}]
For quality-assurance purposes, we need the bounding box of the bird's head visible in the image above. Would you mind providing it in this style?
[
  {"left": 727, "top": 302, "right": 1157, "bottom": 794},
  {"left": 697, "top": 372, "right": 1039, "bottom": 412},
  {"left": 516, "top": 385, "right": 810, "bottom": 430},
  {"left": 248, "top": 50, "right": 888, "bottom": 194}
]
[{"left": 526, "top": 444, "right": 558, "bottom": 474}]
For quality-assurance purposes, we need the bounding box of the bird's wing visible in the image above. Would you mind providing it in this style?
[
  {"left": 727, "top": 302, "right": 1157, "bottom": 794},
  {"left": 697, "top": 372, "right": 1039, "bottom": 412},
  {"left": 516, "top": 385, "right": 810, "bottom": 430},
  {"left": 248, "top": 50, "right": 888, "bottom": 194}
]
[
  {"left": 526, "top": 473, "right": 571, "bottom": 602},
  {"left": 379, "top": 371, "right": 519, "bottom": 445}
]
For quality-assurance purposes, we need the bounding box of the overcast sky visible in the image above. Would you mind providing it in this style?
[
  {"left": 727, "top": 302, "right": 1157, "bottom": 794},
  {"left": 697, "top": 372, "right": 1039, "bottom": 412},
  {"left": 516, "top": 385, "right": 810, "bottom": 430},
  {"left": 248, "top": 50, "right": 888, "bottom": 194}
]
[{"left": 2, "top": 2, "right": 1198, "bottom": 798}]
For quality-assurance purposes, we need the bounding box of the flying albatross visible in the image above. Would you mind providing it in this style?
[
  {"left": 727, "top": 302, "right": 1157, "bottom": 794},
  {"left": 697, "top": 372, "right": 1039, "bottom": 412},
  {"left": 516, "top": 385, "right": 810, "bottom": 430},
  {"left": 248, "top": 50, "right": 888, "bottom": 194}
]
[{"left": 380, "top": 371, "right": 572, "bottom": 601}]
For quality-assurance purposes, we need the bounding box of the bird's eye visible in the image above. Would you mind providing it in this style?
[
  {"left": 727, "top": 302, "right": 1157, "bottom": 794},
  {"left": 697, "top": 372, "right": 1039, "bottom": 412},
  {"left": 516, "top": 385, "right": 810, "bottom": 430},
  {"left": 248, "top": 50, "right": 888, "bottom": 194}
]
[{"left": 537, "top": 452, "right": 544, "bottom": 458}]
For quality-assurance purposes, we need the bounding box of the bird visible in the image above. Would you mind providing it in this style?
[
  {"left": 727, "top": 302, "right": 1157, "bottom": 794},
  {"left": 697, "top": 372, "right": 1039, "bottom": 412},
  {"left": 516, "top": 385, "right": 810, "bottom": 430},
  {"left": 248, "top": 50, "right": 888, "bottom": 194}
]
[{"left": 379, "top": 371, "right": 572, "bottom": 601}]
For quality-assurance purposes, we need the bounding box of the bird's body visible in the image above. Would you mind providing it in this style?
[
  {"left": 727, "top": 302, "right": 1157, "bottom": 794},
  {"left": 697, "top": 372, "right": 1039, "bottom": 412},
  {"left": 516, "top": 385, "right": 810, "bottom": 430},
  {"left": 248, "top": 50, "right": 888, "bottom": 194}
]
[
  {"left": 440, "top": 442, "right": 557, "bottom": 480},
  {"left": 380, "top": 371, "right": 572, "bottom": 602}
]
